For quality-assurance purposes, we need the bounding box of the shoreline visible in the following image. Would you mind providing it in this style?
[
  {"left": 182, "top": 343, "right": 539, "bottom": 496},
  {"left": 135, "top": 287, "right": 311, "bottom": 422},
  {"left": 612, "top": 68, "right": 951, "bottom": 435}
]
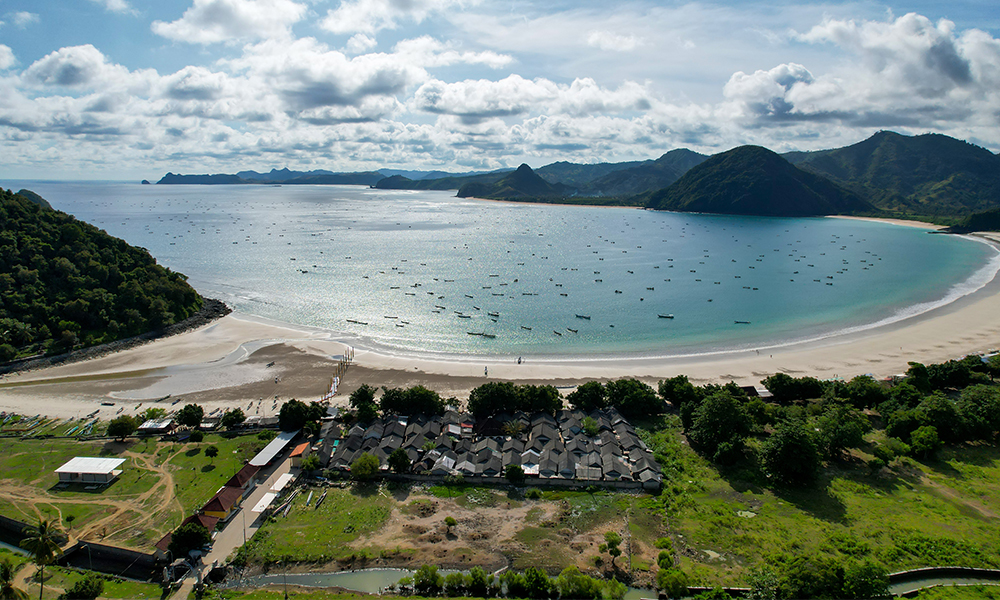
[
  {"left": 3, "top": 237, "right": 1000, "bottom": 420},
  {"left": 2, "top": 217, "right": 999, "bottom": 421}
]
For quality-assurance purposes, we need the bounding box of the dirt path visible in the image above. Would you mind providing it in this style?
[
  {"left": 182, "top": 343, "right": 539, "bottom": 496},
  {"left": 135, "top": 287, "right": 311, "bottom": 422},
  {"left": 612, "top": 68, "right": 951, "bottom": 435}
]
[{"left": 922, "top": 475, "right": 999, "bottom": 519}]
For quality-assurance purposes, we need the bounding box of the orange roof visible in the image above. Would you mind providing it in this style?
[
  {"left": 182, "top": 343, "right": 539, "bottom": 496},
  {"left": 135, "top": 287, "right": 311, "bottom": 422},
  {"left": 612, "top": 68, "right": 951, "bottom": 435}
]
[
  {"left": 225, "top": 464, "right": 260, "bottom": 488},
  {"left": 201, "top": 486, "right": 243, "bottom": 514},
  {"left": 290, "top": 442, "right": 309, "bottom": 458}
]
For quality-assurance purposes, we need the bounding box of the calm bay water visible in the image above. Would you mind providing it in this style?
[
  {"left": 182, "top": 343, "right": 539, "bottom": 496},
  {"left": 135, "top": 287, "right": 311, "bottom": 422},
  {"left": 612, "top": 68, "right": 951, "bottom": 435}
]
[{"left": 4, "top": 181, "right": 997, "bottom": 360}]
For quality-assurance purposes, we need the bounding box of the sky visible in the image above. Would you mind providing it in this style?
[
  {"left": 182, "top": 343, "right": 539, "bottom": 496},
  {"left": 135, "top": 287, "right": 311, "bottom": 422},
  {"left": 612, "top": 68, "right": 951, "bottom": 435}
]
[{"left": 1, "top": 0, "right": 999, "bottom": 180}]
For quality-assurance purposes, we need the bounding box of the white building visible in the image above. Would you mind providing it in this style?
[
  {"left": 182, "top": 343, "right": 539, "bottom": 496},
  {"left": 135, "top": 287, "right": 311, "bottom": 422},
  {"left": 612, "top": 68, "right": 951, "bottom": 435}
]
[{"left": 55, "top": 457, "right": 126, "bottom": 484}]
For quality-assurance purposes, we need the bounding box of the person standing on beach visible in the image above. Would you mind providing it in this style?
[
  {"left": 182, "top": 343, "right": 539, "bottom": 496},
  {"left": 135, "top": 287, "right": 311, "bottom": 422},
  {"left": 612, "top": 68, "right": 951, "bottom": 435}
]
[{"left": 485, "top": 366, "right": 488, "bottom": 377}]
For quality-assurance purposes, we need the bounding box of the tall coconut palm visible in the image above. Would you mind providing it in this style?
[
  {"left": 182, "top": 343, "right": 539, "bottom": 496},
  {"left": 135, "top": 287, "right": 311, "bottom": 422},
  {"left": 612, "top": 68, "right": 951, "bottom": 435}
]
[
  {"left": 19, "top": 519, "right": 61, "bottom": 600},
  {"left": 0, "top": 558, "right": 29, "bottom": 600}
]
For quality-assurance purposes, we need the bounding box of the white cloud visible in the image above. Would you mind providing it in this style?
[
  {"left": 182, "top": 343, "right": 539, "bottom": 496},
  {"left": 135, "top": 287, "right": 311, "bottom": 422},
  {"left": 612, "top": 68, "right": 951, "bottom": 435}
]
[
  {"left": 0, "top": 45, "right": 15, "bottom": 70},
  {"left": 586, "top": 31, "right": 643, "bottom": 52},
  {"left": 23, "top": 45, "right": 138, "bottom": 89},
  {"left": 88, "top": 0, "right": 135, "bottom": 14},
  {"left": 11, "top": 11, "right": 39, "bottom": 28},
  {"left": 152, "top": 0, "right": 307, "bottom": 44},
  {"left": 412, "top": 75, "right": 652, "bottom": 123},
  {"left": 346, "top": 33, "right": 378, "bottom": 54},
  {"left": 320, "top": 0, "right": 471, "bottom": 35},
  {"left": 392, "top": 37, "right": 510, "bottom": 69}
]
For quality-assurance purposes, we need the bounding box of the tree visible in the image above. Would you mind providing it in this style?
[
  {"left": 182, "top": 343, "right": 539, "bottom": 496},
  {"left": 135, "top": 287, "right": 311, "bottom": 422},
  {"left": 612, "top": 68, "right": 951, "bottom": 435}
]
[
  {"left": 444, "top": 516, "right": 457, "bottom": 532},
  {"left": 841, "top": 561, "right": 890, "bottom": 599},
  {"left": 300, "top": 454, "right": 321, "bottom": 472},
  {"left": 106, "top": 415, "right": 137, "bottom": 441},
  {"left": 916, "top": 393, "right": 965, "bottom": 443},
  {"left": 175, "top": 404, "right": 204, "bottom": 428},
  {"left": 817, "top": 404, "right": 870, "bottom": 459},
  {"left": 523, "top": 567, "right": 554, "bottom": 599},
  {"left": 467, "top": 381, "right": 519, "bottom": 418},
  {"left": 388, "top": 448, "right": 411, "bottom": 474},
  {"left": 566, "top": 381, "right": 607, "bottom": 412},
  {"left": 139, "top": 407, "right": 167, "bottom": 422},
  {"left": 745, "top": 566, "right": 778, "bottom": 600},
  {"left": 581, "top": 416, "right": 599, "bottom": 437},
  {"left": 444, "top": 572, "right": 465, "bottom": 597},
  {"left": 403, "top": 385, "right": 445, "bottom": 415},
  {"left": 278, "top": 399, "right": 309, "bottom": 431},
  {"left": 688, "top": 391, "right": 750, "bottom": 463},
  {"left": 761, "top": 421, "right": 821, "bottom": 486},
  {"left": 413, "top": 565, "right": 443, "bottom": 597},
  {"left": 350, "top": 384, "right": 379, "bottom": 422},
  {"left": 778, "top": 556, "right": 844, "bottom": 600},
  {"left": 57, "top": 572, "right": 103, "bottom": 599},
  {"left": 844, "top": 375, "right": 888, "bottom": 409},
  {"left": 656, "top": 569, "right": 689, "bottom": 599},
  {"left": 350, "top": 452, "right": 380, "bottom": 480},
  {"left": 204, "top": 445, "right": 219, "bottom": 463},
  {"left": 602, "top": 531, "right": 622, "bottom": 568},
  {"left": 658, "top": 375, "right": 702, "bottom": 409},
  {"left": 20, "top": 519, "right": 62, "bottom": 600},
  {"left": 555, "top": 566, "right": 602, "bottom": 600},
  {"left": 167, "top": 522, "right": 211, "bottom": 559},
  {"left": 957, "top": 384, "right": 1000, "bottom": 441},
  {"left": 605, "top": 378, "right": 663, "bottom": 418},
  {"left": 504, "top": 464, "right": 525, "bottom": 485},
  {"left": 0, "top": 558, "right": 29, "bottom": 600},
  {"left": 909, "top": 425, "right": 941, "bottom": 459},
  {"left": 220, "top": 408, "right": 245, "bottom": 429},
  {"left": 188, "top": 430, "right": 204, "bottom": 443},
  {"left": 466, "top": 567, "right": 493, "bottom": 598}
]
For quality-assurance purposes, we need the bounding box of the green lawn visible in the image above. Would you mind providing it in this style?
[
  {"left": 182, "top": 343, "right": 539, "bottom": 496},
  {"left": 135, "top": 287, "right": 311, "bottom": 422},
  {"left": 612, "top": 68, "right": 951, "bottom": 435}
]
[
  {"left": 236, "top": 484, "right": 393, "bottom": 564},
  {"left": 28, "top": 566, "right": 164, "bottom": 599},
  {"left": 640, "top": 417, "right": 1000, "bottom": 587}
]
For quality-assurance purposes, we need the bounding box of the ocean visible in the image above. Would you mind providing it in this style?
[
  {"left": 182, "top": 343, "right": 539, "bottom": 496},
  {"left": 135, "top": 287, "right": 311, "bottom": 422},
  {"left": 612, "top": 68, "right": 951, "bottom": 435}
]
[{"left": 4, "top": 181, "right": 997, "bottom": 360}]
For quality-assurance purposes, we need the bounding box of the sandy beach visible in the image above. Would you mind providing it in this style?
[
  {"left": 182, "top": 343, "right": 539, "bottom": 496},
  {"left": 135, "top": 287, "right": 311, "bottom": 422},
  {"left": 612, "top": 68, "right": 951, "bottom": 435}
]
[{"left": 3, "top": 228, "right": 999, "bottom": 422}]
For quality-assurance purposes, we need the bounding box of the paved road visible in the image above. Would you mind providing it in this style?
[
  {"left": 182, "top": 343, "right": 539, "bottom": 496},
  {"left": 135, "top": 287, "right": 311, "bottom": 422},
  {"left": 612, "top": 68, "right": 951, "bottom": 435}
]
[{"left": 168, "top": 454, "right": 297, "bottom": 599}]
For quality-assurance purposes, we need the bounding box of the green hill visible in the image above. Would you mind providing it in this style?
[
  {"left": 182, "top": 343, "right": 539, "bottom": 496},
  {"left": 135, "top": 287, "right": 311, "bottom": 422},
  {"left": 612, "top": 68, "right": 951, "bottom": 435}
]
[
  {"left": 0, "top": 188, "right": 203, "bottom": 361},
  {"left": 582, "top": 149, "right": 708, "bottom": 197},
  {"left": 795, "top": 131, "right": 1000, "bottom": 215},
  {"left": 946, "top": 207, "right": 1000, "bottom": 233},
  {"left": 642, "top": 146, "right": 873, "bottom": 217},
  {"left": 535, "top": 159, "right": 648, "bottom": 187},
  {"left": 15, "top": 189, "right": 52, "bottom": 210},
  {"left": 457, "top": 164, "right": 574, "bottom": 200}
]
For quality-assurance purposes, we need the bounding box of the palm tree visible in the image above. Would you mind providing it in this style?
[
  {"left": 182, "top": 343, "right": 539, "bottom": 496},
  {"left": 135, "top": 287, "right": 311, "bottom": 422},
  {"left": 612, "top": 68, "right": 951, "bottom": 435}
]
[
  {"left": 19, "top": 519, "right": 62, "bottom": 600},
  {"left": 0, "top": 558, "right": 29, "bottom": 600}
]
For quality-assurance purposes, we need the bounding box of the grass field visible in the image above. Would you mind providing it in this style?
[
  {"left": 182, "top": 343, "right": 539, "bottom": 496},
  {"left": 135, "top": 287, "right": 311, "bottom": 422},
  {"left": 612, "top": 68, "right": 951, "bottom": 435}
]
[
  {"left": 640, "top": 416, "right": 1000, "bottom": 587},
  {"left": 0, "top": 429, "right": 270, "bottom": 550},
  {"left": 21, "top": 566, "right": 165, "bottom": 600}
]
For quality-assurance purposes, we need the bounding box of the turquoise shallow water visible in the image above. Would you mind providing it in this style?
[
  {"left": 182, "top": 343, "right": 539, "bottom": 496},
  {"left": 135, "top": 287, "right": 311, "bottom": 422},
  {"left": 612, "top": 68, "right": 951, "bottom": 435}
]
[{"left": 4, "top": 181, "right": 997, "bottom": 359}]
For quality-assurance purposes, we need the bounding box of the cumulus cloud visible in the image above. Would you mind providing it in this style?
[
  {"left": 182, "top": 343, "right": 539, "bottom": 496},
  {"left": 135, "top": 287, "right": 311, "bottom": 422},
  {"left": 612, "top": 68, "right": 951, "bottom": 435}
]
[
  {"left": 586, "top": 31, "right": 643, "bottom": 52},
  {"left": 152, "top": 0, "right": 307, "bottom": 44},
  {"left": 346, "top": 33, "right": 378, "bottom": 54},
  {"left": 720, "top": 13, "right": 1000, "bottom": 127},
  {"left": 10, "top": 11, "right": 39, "bottom": 28},
  {"left": 0, "top": 45, "right": 15, "bottom": 70},
  {"left": 392, "top": 37, "right": 511, "bottom": 69},
  {"left": 88, "top": 0, "right": 135, "bottom": 14},
  {"left": 23, "top": 45, "right": 137, "bottom": 89},
  {"left": 412, "top": 75, "right": 652, "bottom": 124},
  {"left": 320, "top": 0, "right": 470, "bottom": 35}
]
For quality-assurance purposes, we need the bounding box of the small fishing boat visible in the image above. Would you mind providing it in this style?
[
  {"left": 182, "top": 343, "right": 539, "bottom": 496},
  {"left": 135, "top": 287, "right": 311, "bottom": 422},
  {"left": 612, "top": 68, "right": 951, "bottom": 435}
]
[
  {"left": 488, "top": 312, "right": 500, "bottom": 317},
  {"left": 567, "top": 328, "right": 578, "bottom": 333},
  {"left": 521, "top": 326, "right": 532, "bottom": 330},
  {"left": 734, "top": 320, "right": 751, "bottom": 324},
  {"left": 553, "top": 330, "right": 563, "bottom": 336},
  {"left": 658, "top": 314, "right": 674, "bottom": 319},
  {"left": 346, "top": 319, "right": 368, "bottom": 325},
  {"left": 575, "top": 314, "right": 591, "bottom": 319}
]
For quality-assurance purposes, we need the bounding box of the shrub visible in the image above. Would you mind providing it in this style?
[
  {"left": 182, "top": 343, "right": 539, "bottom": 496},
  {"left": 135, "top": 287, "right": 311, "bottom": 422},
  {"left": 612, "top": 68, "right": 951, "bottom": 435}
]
[
  {"left": 656, "top": 569, "right": 689, "bottom": 598},
  {"left": 58, "top": 572, "right": 104, "bottom": 599}
]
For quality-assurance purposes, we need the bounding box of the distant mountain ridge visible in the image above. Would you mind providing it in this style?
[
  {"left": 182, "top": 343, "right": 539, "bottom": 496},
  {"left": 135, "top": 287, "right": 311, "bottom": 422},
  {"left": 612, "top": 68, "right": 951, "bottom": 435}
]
[
  {"left": 457, "top": 164, "right": 574, "bottom": 200},
  {"left": 642, "top": 146, "right": 873, "bottom": 217},
  {"left": 153, "top": 130, "right": 1000, "bottom": 221},
  {"left": 791, "top": 131, "right": 1000, "bottom": 215}
]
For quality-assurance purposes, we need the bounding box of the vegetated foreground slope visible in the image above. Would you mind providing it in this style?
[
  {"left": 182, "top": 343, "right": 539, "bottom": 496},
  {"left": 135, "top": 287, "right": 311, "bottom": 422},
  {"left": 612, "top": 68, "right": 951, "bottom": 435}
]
[
  {"left": 0, "top": 188, "right": 203, "bottom": 360},
  {"left": 642, "top": 146, "right": 873, "bottom": 217},
  {"left": 793, "top": 131, "right": 1000, "bottom": 215}
]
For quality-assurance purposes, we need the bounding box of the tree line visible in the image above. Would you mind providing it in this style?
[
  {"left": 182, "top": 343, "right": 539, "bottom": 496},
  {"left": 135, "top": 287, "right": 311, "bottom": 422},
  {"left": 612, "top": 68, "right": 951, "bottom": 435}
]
[{"left": 0, "top": 188, "right": 203, "bottom": 362}]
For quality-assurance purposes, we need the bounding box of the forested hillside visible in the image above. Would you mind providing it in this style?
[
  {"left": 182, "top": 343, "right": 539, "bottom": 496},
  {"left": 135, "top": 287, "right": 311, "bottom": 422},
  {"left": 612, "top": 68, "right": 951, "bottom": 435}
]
[{"left": 0, "top": 188, "right": 203, "bottom": 361}]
